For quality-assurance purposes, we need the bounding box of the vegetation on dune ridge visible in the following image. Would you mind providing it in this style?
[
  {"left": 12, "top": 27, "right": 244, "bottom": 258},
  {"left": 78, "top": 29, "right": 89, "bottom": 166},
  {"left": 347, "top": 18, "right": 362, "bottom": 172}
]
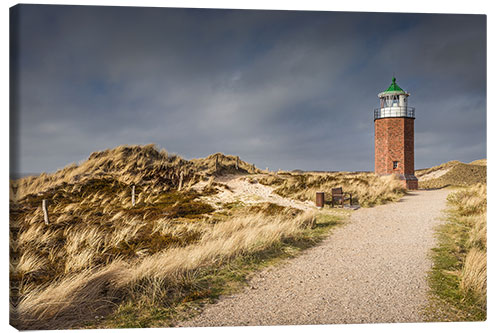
[
  {"left": 416, "top": 160, "right": 486, "bottom": 189},
  {"left": 257, "top": 172, "right": 406, "bottom": 207},
  {"left": 11, "top": 144, "right": 257, "bottom": 201},
  {"left": 416, "top": 160, "right": 462, "bottom": 177},
  {"left": 9, "top": 144, "right": 431, "bottom": 329},
  {"left": 469, "top": 159, "right": 487, "bottom": 166},
  {"left": 427, "top": 184, "right": 486, "bottom": 321},
  {"left": 8, "top": 144, "right": 326, "bottom": 329}
]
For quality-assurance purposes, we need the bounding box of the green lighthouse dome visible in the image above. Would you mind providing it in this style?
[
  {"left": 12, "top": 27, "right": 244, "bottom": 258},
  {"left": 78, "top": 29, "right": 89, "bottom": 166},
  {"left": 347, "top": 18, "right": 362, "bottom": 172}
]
[
  {"left": 384, "top": 77, "right": 405, "bottom": 93},
  {"left": 378, "top": 77, "right": 409, "bottom": 98}
]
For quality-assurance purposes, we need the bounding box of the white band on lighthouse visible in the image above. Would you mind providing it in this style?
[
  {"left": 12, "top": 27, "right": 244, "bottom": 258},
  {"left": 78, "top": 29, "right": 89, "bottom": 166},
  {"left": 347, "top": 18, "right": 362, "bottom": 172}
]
[{"left": 374, "top": 106, "right": 415, "bottom": 120}]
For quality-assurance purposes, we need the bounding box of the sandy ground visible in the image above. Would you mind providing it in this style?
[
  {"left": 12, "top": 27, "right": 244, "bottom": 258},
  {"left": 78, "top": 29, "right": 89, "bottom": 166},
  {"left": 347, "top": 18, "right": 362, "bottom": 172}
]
[
  {"left": 196, "top": 175, "right": 315, "bottom": 211},
  {"left": 178, "top": 188, "right": 450, "bottom": 327},
  {"left": 418, "top": 168, "right": 451, "bottom": 181}
]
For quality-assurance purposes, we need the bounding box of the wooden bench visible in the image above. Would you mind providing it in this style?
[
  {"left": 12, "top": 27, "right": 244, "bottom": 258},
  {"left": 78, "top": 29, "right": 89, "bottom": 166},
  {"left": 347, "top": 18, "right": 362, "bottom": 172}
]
[{"left": 332, "top": 187, "right": 352, "bottom": 208}]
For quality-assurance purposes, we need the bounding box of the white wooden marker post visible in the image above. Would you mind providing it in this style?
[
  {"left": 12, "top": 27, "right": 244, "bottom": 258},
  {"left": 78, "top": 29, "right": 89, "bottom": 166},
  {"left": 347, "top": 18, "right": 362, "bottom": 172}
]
[
  {"left": 42, "top": 199, "right": 49, "bottom": 225},
  {"left": 178, "top": 171, "right": 184, "bottom": 191},
  {"left": 131, "top": 185, "right": 136, "bottom": 206}
]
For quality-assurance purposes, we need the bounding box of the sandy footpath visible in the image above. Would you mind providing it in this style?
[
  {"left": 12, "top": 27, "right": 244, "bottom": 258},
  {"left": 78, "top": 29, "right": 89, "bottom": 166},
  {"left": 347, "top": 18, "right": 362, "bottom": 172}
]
[
  {"left": 178, "top": 189, "right": 450, "bottom": 326},
  {"left": 196, "top": 175, "right": 315, "bottom": 211}
]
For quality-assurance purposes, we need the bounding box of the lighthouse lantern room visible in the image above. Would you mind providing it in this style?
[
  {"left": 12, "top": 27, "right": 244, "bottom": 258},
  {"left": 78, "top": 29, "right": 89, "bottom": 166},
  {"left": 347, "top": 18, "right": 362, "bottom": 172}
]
[{"left": 374, "top": 77, "right": 418, "bottom": 190}]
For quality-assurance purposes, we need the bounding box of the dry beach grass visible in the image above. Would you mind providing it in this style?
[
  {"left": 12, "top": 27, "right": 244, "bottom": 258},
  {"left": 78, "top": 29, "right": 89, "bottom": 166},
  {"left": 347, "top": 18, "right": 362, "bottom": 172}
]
[
  {"left": 179, "top": 189, "right": 451, "bottom": 326},
  {"left": 415, "top": 160, "right": 487, "bottom": 320},
  {"left": 415, "top": 159, "right": 486, "bottom": 189},
  {"left": 10, "top": 144, "right": 486, "bottom": 328},
  {"left": 13, "top": 210, "right": 318, "bottom": 329},
  {"left": 426, "top": 184, "right": 486, "bottom": 321},
  {"left": 257, "top": 171, "right": 406, "bottom": 207},
  {"left": 10, "top": 144, "right": 406, "bottom": 329}
]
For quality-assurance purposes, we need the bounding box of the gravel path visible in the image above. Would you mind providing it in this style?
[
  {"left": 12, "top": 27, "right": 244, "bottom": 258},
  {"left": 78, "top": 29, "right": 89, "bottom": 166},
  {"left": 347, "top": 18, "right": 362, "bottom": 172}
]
[{"left": 178, "top": 189, "right": 450, "bottom": 326}]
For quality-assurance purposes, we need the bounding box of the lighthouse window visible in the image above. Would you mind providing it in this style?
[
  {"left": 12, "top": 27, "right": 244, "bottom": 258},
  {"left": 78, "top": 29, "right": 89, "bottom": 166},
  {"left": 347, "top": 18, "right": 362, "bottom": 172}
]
[{"left": 393, "top": 161, "right": 399, "bottom": 169}]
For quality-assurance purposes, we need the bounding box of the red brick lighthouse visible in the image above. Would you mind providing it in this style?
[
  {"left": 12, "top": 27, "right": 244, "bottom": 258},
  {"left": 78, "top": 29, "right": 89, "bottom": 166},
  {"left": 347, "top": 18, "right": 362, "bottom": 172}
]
[{"left": 374, "top": 77, "right": 418, "bottom": 190}]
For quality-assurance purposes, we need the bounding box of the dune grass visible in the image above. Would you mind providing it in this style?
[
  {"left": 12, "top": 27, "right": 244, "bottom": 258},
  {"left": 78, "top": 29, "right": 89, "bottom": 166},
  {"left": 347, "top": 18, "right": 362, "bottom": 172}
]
[
  {"left": 426, "top": 184, "right": 486, "bottom": 321},
  {"left": 12, "top": 207, "right": 339, "bottom": 329},
  {"left": 257, "top": 172, "right": 406, "bottom": 207},
  {"left": 11, "top": 144, "right": 256, "bottom": 202},
  {"left": 9, "top": 145, "right": 259, "bottom": 329},
  {"left": 416, "top": 160, "right": 486, "bottom": 189},
  {"left": 92, "top": 211, "right": 341, "bottom": 328},
  {"left": 10, "top": 144, "right": 409, "bottom": 329}
]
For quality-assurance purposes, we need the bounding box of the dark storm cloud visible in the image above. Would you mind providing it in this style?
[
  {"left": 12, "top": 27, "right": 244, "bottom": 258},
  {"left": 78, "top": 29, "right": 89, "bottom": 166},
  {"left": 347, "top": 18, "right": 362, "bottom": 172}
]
[{"left": 11, "top": 5, "right": 486, "bottom": 174}]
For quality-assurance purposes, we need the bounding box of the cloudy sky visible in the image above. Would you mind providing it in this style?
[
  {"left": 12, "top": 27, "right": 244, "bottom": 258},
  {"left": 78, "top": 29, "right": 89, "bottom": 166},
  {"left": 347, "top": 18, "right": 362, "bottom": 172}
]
[{"left": 10, "top": 4, "right": 486, "bottom": 175}]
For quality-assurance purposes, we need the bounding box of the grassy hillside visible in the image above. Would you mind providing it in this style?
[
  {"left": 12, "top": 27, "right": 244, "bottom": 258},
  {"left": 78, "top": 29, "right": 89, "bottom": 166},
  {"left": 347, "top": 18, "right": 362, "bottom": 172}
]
[
  {"left": 257, "top": 172, "right": 406, "bottom": 207},
  {"left": 12, "top": 145, "right": 256, "bottom": 201},
  {"left": 426, "top": 184, "right": 486, "bottom": 321},
  {"left": 469, "top": 159, "right": 487, "bottom": 166},
  {"left": 8, "top": 144, "right": 414, "bottom": 329},
  {"left": 416, "top": 160, "right": 486, "bottom": 189},
  {"left": 8, "top": 145, "right": 331, "bottom": 329}
]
